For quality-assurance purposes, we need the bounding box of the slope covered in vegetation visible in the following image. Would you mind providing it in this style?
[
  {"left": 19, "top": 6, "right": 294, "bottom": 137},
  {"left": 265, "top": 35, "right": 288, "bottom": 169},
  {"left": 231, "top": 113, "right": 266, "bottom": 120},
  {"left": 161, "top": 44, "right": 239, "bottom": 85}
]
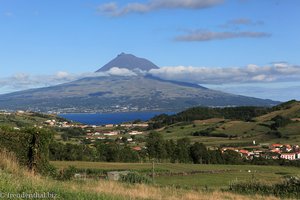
[{"left": 153, "top": 100, "right": 300, "bottom": 145}]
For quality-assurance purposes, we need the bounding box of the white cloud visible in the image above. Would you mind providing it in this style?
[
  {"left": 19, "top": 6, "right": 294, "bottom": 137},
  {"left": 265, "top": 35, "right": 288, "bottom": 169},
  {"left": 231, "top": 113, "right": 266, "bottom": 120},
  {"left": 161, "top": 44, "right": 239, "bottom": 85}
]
[
  {"left": 56, "top": 71, "right": 70, "bottom": 79},
  {"left": 106, "top": 67, "right": 137, "bottom": 76},
  {"left": 0, "top": 68, "right": 137, "bottom": 94},
  {"left": 175, "top": 30, "right": 271, "bottom": 42},
  {"left": 252, "top": 74, "right": 267, "bottom": 81},
  {"left": 98, "top": 0, "right": 224, "bottom": 16},
  {"left": 148, "top": 63, "right": 300, "bottom": 84},
  {"left": 220, "top": 18, "right": 264, "bottom": 28},
  {"left": 204, "top": 83, "right": 300, "bottom": 102}
]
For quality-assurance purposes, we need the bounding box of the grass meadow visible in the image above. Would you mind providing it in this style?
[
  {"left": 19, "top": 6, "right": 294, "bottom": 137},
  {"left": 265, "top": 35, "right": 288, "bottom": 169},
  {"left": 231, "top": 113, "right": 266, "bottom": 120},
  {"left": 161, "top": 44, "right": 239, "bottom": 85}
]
[
  {"left": 51, "top": 161, "right": 300, "bottom": 189},
  {"left": 0, "top": 150, "right": 281, "bottom": 200}
]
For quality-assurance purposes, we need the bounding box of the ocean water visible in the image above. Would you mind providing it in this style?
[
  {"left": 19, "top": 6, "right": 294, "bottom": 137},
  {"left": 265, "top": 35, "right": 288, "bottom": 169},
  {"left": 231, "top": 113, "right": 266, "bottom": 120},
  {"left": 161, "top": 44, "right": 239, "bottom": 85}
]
[{"left": 59, "top": 111, "right": 174, "bottom": 125}]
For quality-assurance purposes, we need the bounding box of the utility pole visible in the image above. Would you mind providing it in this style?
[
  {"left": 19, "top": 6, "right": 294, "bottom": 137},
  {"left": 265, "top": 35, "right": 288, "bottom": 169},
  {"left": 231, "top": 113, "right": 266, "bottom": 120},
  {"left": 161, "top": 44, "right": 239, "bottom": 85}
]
[
  {"left": 152, "top": 159, "right": 155, "bottom": 184},
  {"left": 83, "top": 144, "right": 87, "bottom": 181}
]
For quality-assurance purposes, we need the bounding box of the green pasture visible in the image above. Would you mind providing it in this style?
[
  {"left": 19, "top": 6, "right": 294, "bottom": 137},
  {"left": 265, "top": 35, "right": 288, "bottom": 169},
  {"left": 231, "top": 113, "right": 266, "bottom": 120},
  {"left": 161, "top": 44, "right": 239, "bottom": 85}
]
[{"left": 51, "top": 161, "right": 300, "bottom": 189}]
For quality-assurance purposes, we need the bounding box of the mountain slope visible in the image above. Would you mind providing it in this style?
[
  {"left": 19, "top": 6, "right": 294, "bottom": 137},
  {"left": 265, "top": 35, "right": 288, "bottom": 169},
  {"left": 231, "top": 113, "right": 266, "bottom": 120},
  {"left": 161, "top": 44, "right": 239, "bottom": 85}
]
[
  {"left": 96, "top": 53, "right": 159, "bottom": 72},
  {"left": 0, "top": 75, "right": 278, "bottom": 113}
]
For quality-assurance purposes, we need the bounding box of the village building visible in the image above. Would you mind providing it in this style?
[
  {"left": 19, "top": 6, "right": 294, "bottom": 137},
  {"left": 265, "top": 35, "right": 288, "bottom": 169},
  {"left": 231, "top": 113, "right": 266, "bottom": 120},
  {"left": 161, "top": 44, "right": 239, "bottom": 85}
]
[
  {"left": 280, "top": 153, "right": 296, "bottom": 160},
  {"left": 103, "top": 131, "right": 119, "bottom": 136},
  {"left": 129, "top": 131, "right": 143, "bottom": 135},
  {"left": 105, "top": 124, "right": 114, "bottom": 128}
]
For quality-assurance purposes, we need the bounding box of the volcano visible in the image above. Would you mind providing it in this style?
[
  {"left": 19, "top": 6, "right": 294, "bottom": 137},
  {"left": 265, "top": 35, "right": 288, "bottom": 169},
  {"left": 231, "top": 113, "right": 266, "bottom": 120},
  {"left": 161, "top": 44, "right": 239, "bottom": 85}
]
[{"left": 0, "top": 53, "right": 279, "bottom": 113}]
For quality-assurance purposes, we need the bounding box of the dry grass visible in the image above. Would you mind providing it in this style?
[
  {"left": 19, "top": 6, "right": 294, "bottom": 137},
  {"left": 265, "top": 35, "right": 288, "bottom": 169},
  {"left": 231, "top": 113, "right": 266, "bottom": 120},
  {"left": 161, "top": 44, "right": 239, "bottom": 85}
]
[
  {"left": 0, "top": 149, "right": 280, "bottom": 200},
  {"left": 66, "top": 179, "right": 279, "bottom": 200},
  {"left": 0, "top": 148, "right": 30, "bottom": 176}
]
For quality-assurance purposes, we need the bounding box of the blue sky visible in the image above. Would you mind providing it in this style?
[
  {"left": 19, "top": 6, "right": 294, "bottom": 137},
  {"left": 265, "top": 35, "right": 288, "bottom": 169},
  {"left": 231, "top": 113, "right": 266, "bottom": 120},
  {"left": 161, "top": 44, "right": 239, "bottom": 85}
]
[{"left": 0, "top": 0, "right": 300, "bottom": 101}]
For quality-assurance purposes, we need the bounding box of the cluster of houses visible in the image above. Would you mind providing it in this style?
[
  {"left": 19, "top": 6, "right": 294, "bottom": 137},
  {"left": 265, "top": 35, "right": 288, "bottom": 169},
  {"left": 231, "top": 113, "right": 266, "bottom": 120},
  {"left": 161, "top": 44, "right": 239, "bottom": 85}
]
[
  {"left": 82, "top": 123, "right": 147, "bottom": 140},
  {"left": 85, "top": 130, "right": 144, "bottom": 141},
  {"left": 103, "top": 123, "right": 149, "bottom": 128},
  {"left": 44, "top": 119, "right": 72, "bottom": 127},
  {"left": 85, "top": 130, "right": 120, "bottom": 139},
  {"left": 222, "top": 143, "right": 300, "bottom": 160}
]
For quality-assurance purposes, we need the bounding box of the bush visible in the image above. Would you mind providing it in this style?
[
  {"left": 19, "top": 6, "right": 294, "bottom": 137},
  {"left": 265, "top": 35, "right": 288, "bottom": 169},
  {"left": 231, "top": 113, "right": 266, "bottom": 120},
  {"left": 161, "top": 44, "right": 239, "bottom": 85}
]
[
  {"left": 229, "top": 176, "right": 300, "bottom": 199},
  {"left": 120, "top": 172, "right": 151, "bottom": 184},
  {"left": 57, "top": 166, "right": 77, "bottom": 181},
  {"left": 0, "top": 127, "right": 54, "bottom": 175}
]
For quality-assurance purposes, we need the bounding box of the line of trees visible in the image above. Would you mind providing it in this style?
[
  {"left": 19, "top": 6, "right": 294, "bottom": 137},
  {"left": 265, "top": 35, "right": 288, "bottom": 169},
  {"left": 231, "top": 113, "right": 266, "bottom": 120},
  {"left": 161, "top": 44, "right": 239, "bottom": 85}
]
[
  {"left": 49, "top": 141, "right": 141, "bottom": 163},
  {"left": 49, "top": 132, "right": 244, "bottom": 165},
  {"left": 146, "top": 132, "right": 242, "bottom": 164}
]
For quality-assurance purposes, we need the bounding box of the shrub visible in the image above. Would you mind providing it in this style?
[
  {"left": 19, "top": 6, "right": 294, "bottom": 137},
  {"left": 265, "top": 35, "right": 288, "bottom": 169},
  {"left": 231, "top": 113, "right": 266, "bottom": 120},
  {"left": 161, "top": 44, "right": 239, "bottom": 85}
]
[
  {"left": 0, "top": 127, "right": 54, "bottom": 175},
  {"left": 229, "top": 176, "right": 300, "bottom": 199},
  {"left": 57, "top": 166, "right": 77, "bottom": 181},
  {"left": 120, "top": 172, "right": 151, "bottom": 184}
]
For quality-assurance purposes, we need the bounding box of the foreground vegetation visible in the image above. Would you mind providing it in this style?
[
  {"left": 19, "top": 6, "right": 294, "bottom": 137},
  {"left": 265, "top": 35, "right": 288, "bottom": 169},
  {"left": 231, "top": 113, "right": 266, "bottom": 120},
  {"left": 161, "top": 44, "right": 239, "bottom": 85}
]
[
  {"left": 0, "top": 150, "right": 279, "bottom": 200},
  {"left": 229, "top": 176, "right": 300, "bottom": 199}
]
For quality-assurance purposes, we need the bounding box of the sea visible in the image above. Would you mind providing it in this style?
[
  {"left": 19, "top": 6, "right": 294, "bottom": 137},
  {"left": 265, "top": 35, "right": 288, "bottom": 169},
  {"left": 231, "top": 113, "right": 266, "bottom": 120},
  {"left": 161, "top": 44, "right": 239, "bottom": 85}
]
[{"left": 59, "top": 111, "right": 174, "bottom": 125}]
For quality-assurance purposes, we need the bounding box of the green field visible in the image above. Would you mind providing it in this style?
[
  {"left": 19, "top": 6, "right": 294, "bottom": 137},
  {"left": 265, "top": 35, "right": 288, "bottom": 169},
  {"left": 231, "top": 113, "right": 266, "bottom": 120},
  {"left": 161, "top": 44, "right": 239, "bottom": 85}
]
[
  {"left": 2, "top": 149, "right": 277, "bottom": 200},
  {"left": 156, "top": 117, "right": 300, "bottom": 146},
  {"left": 51, "top": 161, "right": 300, "bottom": 189}
]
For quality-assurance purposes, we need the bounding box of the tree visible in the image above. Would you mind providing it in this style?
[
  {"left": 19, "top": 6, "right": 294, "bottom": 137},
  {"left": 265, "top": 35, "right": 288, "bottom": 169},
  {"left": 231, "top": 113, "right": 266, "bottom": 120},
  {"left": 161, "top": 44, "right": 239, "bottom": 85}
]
[
  {"left": 223, "top": 150, "right": 242, "bottom": 164},
  {"left": 175, "top": 138, "right": 191, "bottom": 163},
  {"left": 190, "top": 142, "right": 209, "bottom": 164},
  {"left": 104, "top": 142, "right": 120, "bottom": 162},
  {"left": 120, "top": 146, "right": 139, "bottom": 162},
  {"left": 209, "top": 149, "right": 224, "bottom": 164},
  {"left": 146, "top": 132, "right": 167, "bottom": 160},
  {"left": 165, "top": 139, "right": 176, "bottom": 162}
]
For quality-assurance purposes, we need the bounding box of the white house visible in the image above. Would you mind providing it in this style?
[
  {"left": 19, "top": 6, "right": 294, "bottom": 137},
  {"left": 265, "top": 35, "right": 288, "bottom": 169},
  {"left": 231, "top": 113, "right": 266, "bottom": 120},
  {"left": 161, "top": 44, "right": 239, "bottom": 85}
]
[{"left": 280, "top": 153, "right": 296, "bottom": 160}]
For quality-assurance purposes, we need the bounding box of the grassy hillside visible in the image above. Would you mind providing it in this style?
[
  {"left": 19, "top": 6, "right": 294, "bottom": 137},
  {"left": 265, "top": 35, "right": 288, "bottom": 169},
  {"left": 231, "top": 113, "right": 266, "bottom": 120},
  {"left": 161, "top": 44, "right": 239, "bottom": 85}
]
[
  {"left": 256, "top": 100, "right": 300, "bottom": 121},
  {"left": 0, "top": 150, "right": 278, "bottom": 200},
  {"left": 0, "top": 111, "right": 67, "bottom": 127},
  {"left": 155, "top": 101, "right": 300, "bottom": 145}
]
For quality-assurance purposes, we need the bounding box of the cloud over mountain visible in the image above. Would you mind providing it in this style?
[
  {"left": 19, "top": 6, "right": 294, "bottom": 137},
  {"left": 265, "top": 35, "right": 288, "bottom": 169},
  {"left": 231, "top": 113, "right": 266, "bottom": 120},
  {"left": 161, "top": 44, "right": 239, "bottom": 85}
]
[
  {"left": 148, "top": 63, "right": 300, "bottom": 84},
  {"left": 98, "top": 0, "right": 224, "bottom": 16},
  {"left": 1, "top": 63, "right": 300, "bottom": 99},
  {"left": 0, "top": 68, "right": 137, "bottom": 94}
]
